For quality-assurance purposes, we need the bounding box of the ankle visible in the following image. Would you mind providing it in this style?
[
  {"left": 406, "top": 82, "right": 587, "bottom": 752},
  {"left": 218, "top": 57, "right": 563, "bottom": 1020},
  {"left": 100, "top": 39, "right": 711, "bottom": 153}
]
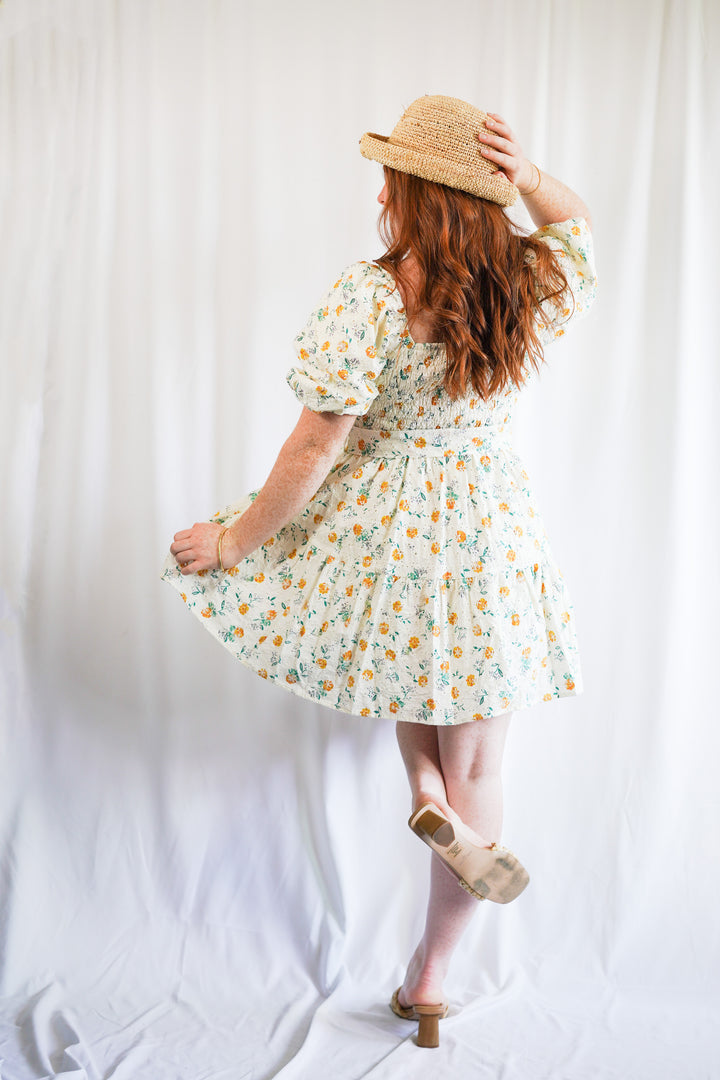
[{"left": 412, "top": 789, "right": 451, "bottom": 819}]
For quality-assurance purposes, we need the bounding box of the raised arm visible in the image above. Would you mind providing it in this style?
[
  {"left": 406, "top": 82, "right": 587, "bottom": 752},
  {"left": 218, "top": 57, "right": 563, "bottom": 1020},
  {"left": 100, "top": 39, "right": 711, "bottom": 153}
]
[{"left": 476, "top": 113, "right": 593, "bottom": 231}]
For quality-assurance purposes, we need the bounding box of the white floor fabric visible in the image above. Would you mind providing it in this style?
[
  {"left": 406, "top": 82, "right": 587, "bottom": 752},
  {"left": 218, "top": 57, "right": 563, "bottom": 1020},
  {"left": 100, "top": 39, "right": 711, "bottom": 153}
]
[{"left": 2, "top": 1, "right": 719, "bottom": 1077}]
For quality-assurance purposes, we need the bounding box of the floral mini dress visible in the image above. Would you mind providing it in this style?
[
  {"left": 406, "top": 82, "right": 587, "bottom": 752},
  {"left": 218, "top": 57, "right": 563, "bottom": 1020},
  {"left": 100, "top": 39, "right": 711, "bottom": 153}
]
[{"left": 160, "top": 218, "right": 597, "bottom": 725}]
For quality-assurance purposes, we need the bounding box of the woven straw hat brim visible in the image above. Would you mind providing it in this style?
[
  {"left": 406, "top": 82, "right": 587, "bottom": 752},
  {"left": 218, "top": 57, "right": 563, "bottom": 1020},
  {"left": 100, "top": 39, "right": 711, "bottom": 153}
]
[{"left": 359, "top": 131, "right": 518, "bottom": 208}]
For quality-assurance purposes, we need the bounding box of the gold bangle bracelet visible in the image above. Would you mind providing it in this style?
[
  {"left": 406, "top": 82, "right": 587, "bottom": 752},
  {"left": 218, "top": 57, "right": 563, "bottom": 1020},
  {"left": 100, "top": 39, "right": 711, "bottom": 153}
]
[
  {"left": 218, "top": 527, "right": 228, "bottom": 572},
  {"left": 520, "top": 162, "right": 542, "bottom": 196}
]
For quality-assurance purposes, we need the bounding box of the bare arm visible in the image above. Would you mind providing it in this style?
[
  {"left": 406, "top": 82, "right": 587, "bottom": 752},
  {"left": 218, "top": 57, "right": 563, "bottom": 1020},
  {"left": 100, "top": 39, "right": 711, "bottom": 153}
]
[
  {"left": 170, "top": 407, "right": 357, "bottom": 575},
  {"left": 476, "top": 113, "right": 593, "bottom": 231}
]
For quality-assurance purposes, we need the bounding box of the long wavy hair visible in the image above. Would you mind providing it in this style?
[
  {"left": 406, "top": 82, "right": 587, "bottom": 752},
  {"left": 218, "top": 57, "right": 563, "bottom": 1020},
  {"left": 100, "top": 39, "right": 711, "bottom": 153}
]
[{"left": 376, "top": 166, "right": 571, "bottom": 401}]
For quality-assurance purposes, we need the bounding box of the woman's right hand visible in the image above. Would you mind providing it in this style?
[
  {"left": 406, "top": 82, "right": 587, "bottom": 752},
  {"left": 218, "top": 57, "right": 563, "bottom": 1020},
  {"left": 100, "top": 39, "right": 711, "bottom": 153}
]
[
  {"left": 476, "top": 114, "right": 535, "bottom": 192},
  {"left": 477, "top": 112, "right": 593, "bottom": 230}
]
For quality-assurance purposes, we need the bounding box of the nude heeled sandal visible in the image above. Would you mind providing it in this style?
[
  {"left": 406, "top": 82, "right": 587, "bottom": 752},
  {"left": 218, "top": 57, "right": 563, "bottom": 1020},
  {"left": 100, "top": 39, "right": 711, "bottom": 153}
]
[
  {"left": 409, "top": 803, "right": 530, "bottom": 903},
  {"left": 390, "top": 988, "right": 449, "bottom": 1048}
]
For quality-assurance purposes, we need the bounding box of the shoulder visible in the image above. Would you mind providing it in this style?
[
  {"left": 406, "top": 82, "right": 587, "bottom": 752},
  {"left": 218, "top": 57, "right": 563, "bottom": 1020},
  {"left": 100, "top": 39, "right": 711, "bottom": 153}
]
[
  {"left": 527, "top": 217, "right": 595, "bottom": 266},
  {"left": 321, "top": 260, "right": 397, "bottom": 303}
]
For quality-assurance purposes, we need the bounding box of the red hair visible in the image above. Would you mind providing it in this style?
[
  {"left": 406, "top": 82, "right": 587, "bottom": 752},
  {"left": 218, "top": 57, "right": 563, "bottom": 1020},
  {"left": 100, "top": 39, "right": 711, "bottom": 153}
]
[{"left": 376, "top": 167, "right": 571, "bottom": 401}]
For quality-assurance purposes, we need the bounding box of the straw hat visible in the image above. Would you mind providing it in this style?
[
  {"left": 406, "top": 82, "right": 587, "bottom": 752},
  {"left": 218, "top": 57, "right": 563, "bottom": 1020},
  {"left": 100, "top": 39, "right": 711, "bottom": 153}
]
[{"left": 359, "top": 94, "right": 518, "bottom": 207}]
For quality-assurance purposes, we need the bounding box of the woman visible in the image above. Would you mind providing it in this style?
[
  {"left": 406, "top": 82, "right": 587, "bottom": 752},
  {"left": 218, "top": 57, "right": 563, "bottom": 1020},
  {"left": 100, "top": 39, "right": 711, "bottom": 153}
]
[{"left": 163, "top": 95, "right": 597, "bottom": 1049}]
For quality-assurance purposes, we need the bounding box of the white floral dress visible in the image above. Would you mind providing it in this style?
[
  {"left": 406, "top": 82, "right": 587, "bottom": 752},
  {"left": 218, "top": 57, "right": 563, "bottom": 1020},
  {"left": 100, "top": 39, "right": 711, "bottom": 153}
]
[{"left": 160, "top": 218, "right": 597, "bottom": 725}]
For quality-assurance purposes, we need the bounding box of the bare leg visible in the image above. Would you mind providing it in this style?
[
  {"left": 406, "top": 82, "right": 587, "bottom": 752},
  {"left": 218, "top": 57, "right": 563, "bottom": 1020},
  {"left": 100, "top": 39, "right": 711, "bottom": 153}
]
[{"left": 395, "top": 712, "right": 513, "bottom": 1006}]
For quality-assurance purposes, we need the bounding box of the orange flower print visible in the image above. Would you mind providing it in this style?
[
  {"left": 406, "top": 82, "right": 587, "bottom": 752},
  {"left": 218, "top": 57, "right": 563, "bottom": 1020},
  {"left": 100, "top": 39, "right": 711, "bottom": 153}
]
[
  {"left": 361, "top": 708, "right": 371, "bottom": 716},
  {"left": 511, "top": 613, "right": 520, "bottom": 626},
  {"left": 254, "top": 573, "right": 265, "bottom": 582},
  {"left": 316, "top": 658, "right": 327, "bottom": 668},
  {"left": 418, "top": 674, "right": 428, "bottom": 687},
  {"left": 366, "top": 345, "right": 377, "bottom": 358},
  {"left": 485, "top": 646, "right": 494, "bottom": 659},
  {"left": 386, "top": 649, "right": 396, "bottom": 660},
  {"left": 328, "top": 531, "right": 337, "bottom": 542},
  {"left": 499, "top": 502, "right": 509, "bottom": 512},
  {"left": 379, "top": 621, "right": 389, "bottom": 634},
  {"left": 337, "top": 341, "right": 349, "bottom": 352},
  {"left": 356, "top": 494, "right": 367, "bottom": 506},
  {"left": 362, "top": 669, "right": 373, "bottom": 681},
  {"left": 507, "top": 550, "right": 516, "bottom": 562},
  {"left": 426, "top": 699, "right": 436, "bottom": 711},
  {"left": 234, "top": 627, "right": 243, "bottom": 637},
  {"left": 389, "top": 701, "right": 399, "bottom": 714},
  {"left": 318, "top": 583, "right": 329, "bottom": 594},
  {"left": 431, "top": 542, "right": 440, "bottom": 554},
  {"left": 353, "top": 524, "right": 363, "bottom": 535},
  {"left": 273, "top": 635, "right": 283, "bottom": 646},
  {"left": 201, "top": 607, "right": 212, "bottom": 618},
  {"left": 452, "top": 646, "right": 462, "bottom": 658},
  {"left": 457, "top": 530, "right": 466, "bottom": 543},
  {"left": 451, "top": 686, "right": 460, "bottom": 700},
  {"left": 566, "top": 679, "right": 575, "bottom": 691},
  {"left": 399, "top": 499, "right": 410, "bottom": 511},
  {"left": 431, "top": 510, "right": 440, "bottom": 523},
  {"left": 393, "top": 601, "right": 402, "bottom": 612},
  {"left": 467, "top": 674, "right": 476, "bottom": 686},
  {"left": 337, "top": 369, "right": 348, "bottom": 380},
  {"left": 406, "top": 526, "right": 418, "bottom": 538},
  {"left": 322, "top": 680, "right": 334, "bottom": 691},
  {"left": 499, "top": 586, "right": 509, "bottom": 598},
  {"left": 258, "top": 669, "right": 268, "bottom": 679},
  {"left": 409, "top": 637, "right": 420, "bottom": 649},
  {"left": 543, "top": 693, "right": 553, "bottom": 701},
  {"left": 392, "top": 549, "right": 403, "bottom": 561},
  {"left": 344, "top": 397, "right": 357, "bottom": 407},
  {"left": 362, "top": 556, "right": 372, "bottom": 567},
  {"left": 286, "top": 673, "right": 298, "bottom": 684}
]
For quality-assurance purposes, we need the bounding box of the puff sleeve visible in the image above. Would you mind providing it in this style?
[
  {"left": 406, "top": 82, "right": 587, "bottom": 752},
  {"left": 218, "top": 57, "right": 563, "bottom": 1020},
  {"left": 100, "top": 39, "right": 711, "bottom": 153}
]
[
  {"left": 286, "top": 261, "right": 399, "bottom": 415},
  {"left": 529, "top": 217, "right": 598, "bottom": 345}
]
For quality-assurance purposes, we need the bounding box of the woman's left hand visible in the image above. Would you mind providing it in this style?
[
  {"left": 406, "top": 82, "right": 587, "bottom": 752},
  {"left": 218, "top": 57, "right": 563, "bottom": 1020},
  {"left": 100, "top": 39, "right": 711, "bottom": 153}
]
[
  {"left": 170, "top": 522, "right": 226, "bottom": 575},
  {"left": 476, "top": 113, "right": 534, "bottom": 192}
]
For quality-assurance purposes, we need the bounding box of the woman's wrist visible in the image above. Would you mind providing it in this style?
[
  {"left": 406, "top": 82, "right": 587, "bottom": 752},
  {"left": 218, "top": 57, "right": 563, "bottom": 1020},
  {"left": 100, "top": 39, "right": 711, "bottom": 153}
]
[
  {"left": 219, "top": 523, "right": 245, "bottom": 569},
  {"left": 517, "top": 159, "right": 541, "bottom": 196}
]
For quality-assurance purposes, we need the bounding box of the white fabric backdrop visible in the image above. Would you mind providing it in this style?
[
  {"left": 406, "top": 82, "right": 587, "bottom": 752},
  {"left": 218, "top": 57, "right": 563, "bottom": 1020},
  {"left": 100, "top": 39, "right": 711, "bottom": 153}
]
[{"left": 1, "top": 0, "right": 719, "bottom": 1076}]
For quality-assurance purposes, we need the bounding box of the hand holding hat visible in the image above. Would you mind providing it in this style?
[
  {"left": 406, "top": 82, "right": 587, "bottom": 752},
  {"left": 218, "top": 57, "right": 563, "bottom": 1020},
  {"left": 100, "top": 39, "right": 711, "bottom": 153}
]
[{"left": 359, "top": 95, "right": 522, "bottom": 206}]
